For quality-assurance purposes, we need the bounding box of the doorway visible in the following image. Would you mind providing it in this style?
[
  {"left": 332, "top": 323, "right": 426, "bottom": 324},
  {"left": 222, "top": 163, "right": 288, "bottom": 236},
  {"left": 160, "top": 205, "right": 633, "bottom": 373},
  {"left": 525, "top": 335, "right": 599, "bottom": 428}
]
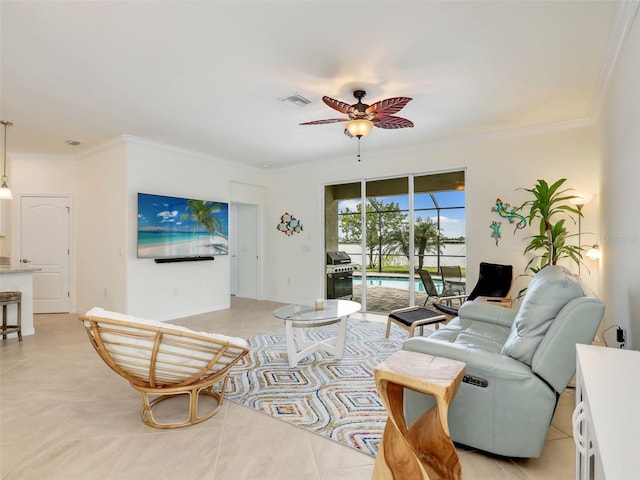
[
  {"left": 230, "top": 203, "right": 259, "bottom": 299},
  {"left": 20, "top": 195, "right": 71, "bottom": 313}
]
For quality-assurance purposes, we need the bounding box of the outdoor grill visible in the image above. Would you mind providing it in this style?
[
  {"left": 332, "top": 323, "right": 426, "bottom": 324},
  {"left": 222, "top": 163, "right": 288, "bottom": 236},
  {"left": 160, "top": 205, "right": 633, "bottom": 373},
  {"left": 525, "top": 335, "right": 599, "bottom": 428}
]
[{"left": 326, "top": 251, "right": 358, "bottom": 299}]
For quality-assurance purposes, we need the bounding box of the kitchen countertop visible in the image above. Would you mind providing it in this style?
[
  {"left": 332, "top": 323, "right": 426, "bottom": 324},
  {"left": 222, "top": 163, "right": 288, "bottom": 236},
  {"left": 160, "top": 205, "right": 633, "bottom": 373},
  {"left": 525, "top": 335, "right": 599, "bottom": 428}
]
[{"left": 0, "top": 265, "right": 41, "bottom": 273}]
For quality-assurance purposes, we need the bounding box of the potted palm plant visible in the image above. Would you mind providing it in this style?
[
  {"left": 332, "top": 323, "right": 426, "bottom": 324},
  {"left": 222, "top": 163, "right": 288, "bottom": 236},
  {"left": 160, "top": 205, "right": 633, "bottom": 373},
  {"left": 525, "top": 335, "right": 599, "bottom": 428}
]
[{"left": 518, "top": 178, "right": 583, "bottom": 275}]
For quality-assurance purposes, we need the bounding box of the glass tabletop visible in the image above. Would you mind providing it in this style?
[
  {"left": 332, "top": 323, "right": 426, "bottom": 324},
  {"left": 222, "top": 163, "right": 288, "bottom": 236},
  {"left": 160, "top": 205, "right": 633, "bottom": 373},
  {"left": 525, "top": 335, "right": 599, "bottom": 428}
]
[{"left": 273, "top": 299, "right": 361, "bottom": 322}]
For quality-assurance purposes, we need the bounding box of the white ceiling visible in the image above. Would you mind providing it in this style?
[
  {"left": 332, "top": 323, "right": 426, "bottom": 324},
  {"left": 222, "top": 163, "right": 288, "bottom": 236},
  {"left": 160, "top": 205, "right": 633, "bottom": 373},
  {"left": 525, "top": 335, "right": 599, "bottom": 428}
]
[{"left": 0, "top": 1, "right": 628, "bottom": 168}]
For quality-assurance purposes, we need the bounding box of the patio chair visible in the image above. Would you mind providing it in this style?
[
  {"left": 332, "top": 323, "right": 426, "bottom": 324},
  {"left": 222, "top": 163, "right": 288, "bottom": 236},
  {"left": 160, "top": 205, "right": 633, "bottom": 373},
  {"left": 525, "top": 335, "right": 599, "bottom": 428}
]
[
  {"left": 417, "top": 269, "right": 441, "bottom": 306},
  {"left": 434, "top": 262, "right": 513, "bottom": 317},
  {"left": 440, "top": 265, "right": 465, "bottom": 296},
  {"left": 80, "top": 307, "right": 249, "bottom": 429}
]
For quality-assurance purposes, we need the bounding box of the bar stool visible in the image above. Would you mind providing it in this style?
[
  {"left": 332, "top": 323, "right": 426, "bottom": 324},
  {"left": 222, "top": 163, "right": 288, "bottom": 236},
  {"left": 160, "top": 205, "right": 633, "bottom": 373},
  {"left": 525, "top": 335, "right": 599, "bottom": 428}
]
[{"left": 1, "top": 291, "right": 22, "bottom": 341}]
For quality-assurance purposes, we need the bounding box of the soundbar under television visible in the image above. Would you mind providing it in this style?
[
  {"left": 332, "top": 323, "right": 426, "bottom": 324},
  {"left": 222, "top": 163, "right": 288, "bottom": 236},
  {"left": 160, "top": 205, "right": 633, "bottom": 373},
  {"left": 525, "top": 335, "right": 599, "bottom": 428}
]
[{"left": 137, "top": 193, "right": 229, "bottom": 259}]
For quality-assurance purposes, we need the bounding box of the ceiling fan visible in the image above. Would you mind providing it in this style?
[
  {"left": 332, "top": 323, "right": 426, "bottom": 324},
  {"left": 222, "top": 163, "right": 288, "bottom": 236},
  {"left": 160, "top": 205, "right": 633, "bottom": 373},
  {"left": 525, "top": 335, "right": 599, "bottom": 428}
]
[
  {"left": 300, "top": 89, "right": 414, "bottom": 138},
  {"left": 300, "top": 90, "right": 413, "bottom": 161}
]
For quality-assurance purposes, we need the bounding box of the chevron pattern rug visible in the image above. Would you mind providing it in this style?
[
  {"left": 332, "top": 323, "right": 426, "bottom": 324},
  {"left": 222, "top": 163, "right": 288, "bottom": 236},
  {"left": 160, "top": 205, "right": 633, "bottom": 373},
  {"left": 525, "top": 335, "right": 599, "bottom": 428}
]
[{"left": 224, "top": 319, "right": 405, "bottom": 457}]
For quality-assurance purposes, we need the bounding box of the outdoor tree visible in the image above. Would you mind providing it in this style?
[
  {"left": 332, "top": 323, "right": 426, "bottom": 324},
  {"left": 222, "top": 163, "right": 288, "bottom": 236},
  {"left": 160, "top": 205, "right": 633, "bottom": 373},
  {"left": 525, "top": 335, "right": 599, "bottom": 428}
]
[
  {"left": 414, "top": 217, "right": 441, "bottom": 270},
  {"left": 339, "top": 200, "right": 406, "bottom": 269},
  {"left": 389, "top": 217, "right": 441, "bottom": 270}
]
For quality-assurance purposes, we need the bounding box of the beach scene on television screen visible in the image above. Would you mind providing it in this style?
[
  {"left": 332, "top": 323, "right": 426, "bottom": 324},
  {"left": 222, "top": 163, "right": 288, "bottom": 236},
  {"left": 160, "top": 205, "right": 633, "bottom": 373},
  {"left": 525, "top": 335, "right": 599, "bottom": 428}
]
[{"left": 138, "top": 193, "right": 229, "bottom": 258}]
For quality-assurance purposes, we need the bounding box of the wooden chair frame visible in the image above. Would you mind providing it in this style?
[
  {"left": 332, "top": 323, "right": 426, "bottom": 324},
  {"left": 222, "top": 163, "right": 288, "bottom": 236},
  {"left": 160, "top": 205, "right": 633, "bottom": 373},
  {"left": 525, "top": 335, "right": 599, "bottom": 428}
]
[
  {"left": 80, "top": 314, "right": 249, "bottom": 429},
  {"left": 385, "top": 306, "right": 447, "bottom": 338}
]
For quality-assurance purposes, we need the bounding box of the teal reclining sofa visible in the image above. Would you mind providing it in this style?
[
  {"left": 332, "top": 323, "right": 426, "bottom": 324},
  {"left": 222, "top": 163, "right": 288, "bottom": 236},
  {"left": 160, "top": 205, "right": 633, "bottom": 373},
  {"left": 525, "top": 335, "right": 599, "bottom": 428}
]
[{"left": 402, "top": 265, "right": 605, "bottom": 458}]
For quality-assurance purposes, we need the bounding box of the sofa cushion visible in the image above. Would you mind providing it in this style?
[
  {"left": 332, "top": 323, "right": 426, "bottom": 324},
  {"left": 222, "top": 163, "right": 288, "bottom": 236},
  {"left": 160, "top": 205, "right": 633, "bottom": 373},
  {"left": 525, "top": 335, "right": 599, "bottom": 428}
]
[
  {"left": 501, "top": 266, "right": 583, "bottom": 365},
  {"left": 428, "top": 316, "right": 510, "bottom": 354}
]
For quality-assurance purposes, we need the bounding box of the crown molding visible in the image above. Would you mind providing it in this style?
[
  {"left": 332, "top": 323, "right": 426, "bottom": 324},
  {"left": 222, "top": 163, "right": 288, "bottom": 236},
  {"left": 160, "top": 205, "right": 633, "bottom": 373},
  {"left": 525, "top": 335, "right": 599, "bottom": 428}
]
[
  {"left": 119, "top": 135, "right": 263, "bottom": 171},
  {"left": 75, "top": 134, "right": 264, "bottom": 171},
  {"left": 74, "top": 136, "right": 127, "bottom": 159},
  {"left": 589, "top": 0, "right": 640, "bottom": 121},
  {"left": 8, "top": 152, "right": 76, "bottom": 162}
]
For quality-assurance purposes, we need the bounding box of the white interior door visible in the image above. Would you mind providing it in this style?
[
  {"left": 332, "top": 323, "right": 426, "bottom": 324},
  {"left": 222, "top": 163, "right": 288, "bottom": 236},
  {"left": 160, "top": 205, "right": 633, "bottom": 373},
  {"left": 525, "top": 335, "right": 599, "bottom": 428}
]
[
  {"left": 229, "top": 204, "right": 239, "bottom": 296},
  {"left": 20, "top": 196, "right": 70, "bottom": 313},
  {"left": 235, "top": 203, "right": 258, "bottom": 299}
]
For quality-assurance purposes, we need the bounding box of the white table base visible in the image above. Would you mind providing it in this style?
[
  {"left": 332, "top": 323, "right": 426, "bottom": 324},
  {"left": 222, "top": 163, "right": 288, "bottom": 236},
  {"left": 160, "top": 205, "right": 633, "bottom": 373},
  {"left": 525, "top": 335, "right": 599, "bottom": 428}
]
[{"left": 285, "top": 315, "right": 350, "bottom": 367}]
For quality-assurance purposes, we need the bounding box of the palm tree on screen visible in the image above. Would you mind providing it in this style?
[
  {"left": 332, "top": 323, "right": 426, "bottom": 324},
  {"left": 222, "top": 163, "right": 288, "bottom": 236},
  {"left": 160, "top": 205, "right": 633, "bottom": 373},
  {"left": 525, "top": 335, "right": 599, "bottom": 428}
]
[{"left": 180, "top": 200, "right": 222, "bottom": 236}]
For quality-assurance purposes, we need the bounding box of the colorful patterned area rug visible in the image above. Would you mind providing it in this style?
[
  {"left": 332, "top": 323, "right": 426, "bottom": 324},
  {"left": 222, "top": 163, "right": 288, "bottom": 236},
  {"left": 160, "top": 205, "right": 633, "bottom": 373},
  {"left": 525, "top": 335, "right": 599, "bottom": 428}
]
[{"left": 224, "top": 319, "right": 405, "bottom": 457}]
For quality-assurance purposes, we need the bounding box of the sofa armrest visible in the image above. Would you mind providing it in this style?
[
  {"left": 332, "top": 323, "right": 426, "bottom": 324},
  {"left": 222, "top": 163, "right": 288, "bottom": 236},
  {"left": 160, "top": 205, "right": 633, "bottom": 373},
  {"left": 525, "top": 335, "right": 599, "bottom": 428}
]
[
  {"left": 403, "top": 336, "right": 532, "bottom": 379},
  {"left": 532, "top": 297, "right": 604, "bottom": 393},
  {"left": 458, "top": 301, "right": 517, "bottom": 328}
]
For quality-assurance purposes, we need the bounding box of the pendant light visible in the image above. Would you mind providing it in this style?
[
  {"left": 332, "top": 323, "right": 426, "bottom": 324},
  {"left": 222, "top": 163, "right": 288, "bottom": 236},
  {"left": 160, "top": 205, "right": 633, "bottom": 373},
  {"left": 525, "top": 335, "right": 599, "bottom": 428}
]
[{"left": 0, "top": 121, "right": 13, "bottom": 200}]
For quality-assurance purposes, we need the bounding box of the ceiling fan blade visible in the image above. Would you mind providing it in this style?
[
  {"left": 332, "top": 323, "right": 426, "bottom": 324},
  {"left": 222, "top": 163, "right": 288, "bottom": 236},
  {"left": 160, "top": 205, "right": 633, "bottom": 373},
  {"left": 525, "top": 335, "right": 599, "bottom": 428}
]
[
  {"left": 374, "top": 116, "right": 414, "bottom": 129},
  {"left": 322, "top": 96, "right": 352, "bottom": 114},
  {"left": 299, "top": 118, "right": 348, "bottom": 125},
  {"left": 366, "top": 97, "right": 413, "bottom": 117}
]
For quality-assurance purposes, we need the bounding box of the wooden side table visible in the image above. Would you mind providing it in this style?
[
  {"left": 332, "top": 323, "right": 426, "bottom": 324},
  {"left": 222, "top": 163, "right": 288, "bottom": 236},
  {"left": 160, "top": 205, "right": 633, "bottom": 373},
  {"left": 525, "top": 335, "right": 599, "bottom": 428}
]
[{"left": 373, "top": 350, "right": 466, "bottom": 480}]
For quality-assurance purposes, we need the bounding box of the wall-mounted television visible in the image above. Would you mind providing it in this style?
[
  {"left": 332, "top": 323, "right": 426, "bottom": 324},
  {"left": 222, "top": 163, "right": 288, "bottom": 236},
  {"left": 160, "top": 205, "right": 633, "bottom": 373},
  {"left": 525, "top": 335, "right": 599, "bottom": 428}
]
[{"left": 137, "top": 193, "right": 229, "bottom": 259}]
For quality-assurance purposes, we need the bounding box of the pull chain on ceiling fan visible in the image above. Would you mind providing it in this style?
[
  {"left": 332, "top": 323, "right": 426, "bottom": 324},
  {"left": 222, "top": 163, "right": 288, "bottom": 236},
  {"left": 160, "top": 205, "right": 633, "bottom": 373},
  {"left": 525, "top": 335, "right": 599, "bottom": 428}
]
[{"left": 300, "top": 90, "right": 414, "bottom": 161}]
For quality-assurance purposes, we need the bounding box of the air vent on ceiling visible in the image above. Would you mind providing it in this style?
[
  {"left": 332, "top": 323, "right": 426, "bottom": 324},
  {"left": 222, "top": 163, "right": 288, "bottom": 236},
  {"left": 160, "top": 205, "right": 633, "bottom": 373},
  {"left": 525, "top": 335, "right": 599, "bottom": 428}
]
[
  {"left": 278, "top": 93, "right": 312, "bottom": 107},
  {"left": 65, "top": 139, "right": 81, "bottom": 146}
]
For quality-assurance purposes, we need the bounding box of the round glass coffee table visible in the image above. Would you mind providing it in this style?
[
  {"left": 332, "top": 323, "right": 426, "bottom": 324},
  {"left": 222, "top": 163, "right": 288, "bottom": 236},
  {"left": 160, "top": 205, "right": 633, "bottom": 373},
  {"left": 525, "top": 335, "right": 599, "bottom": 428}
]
[{"left": 273, "top": 299, "right": 361, "bottom": 367}]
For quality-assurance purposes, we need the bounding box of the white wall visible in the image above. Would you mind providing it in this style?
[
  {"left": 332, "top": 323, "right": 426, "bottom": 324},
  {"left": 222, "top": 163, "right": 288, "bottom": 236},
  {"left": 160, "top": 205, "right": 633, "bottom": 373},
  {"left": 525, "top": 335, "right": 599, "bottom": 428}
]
[
  {"left": 601, "top": 13, "right": 640, "bottom": 349},
  {"left": 263, "top": 124, "right": 602, "bottom": 306},
  {"left": 7, "top": 125, "right": 604, "bottom": 322},
  {"left": 7, "top": 137, "right": 269, "bottom": 320},
  {"left": 76, "top": 140, "right": 128, "bottom": 313},
  {"left": 125, "top": 138, "right": 266, "bottom": 320}
]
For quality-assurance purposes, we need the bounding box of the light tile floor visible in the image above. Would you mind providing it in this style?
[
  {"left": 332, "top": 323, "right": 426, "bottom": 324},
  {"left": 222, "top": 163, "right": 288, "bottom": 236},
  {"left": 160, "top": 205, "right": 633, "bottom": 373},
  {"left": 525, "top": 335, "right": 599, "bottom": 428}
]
[{"left": 1, "top": 297, "right": 576, "bottom": 479}]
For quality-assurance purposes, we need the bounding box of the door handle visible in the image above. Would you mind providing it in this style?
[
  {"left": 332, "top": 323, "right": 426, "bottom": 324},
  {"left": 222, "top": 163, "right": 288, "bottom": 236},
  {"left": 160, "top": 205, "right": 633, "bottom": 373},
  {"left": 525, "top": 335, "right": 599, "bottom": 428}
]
[{"left": 21, "top": 258, "right": 31, "bottom": 263}]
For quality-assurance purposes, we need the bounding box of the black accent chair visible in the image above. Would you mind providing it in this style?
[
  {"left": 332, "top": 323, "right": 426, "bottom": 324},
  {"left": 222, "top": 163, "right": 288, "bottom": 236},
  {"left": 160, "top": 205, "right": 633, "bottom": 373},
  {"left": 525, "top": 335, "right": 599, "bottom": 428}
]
[{"left": 433, "top": 262, "right": 513, "bottom": 317}]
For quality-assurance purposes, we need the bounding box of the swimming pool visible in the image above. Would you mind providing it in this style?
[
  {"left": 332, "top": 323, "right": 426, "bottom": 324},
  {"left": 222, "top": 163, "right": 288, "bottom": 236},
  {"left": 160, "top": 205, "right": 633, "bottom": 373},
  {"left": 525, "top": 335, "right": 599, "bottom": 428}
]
[{"left": 352, "top": 275, "right": 442, "bottom": 292}]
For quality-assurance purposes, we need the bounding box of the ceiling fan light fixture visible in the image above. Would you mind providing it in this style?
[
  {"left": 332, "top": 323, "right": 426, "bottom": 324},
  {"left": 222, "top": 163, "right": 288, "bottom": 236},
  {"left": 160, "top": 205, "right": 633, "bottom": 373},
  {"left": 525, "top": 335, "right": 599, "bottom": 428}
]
[{"left": 345, "top": 119, "right": 373, "bottom": 138}]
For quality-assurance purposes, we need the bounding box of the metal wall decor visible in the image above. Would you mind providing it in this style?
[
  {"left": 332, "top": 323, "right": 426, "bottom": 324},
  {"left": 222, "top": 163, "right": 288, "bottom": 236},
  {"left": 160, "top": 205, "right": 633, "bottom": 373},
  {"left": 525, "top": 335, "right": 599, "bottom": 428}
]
[
  {"left": 277, "top": 212, "right": 303, "bottom": 236},
  {"left": 491, "top": 220, "right": 502, "bottom": 246},
  {"left": 490, "top": 198, "right": 527, "bottom": 246},
  {"left": 492, "top": 198, "right": 527, "bottom": 229}
]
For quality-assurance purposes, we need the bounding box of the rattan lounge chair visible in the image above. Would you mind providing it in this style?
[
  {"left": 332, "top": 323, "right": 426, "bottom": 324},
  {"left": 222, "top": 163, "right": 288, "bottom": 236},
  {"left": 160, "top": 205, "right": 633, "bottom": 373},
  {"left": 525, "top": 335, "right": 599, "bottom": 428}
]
[{"left": 80, "top": 307, "right": 249, "bottom": 429}]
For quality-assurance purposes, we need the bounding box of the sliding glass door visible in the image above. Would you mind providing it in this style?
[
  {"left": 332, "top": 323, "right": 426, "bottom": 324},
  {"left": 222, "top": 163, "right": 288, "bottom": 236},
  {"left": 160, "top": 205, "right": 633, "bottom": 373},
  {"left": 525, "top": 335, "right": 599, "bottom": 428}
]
[
  {"left": 325, "top": 170, "right": 465, "bottom": 313},
  {"left": 362, "top": 177, "right": 411, "bottom": 311}
]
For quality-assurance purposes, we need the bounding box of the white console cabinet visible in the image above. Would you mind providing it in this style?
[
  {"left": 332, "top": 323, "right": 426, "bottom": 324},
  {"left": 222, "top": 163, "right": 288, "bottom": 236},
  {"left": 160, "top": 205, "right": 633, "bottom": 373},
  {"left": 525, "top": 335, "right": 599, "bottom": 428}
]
[{"left": 574, "top": 344, "right": 640, "bottom": 480}]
